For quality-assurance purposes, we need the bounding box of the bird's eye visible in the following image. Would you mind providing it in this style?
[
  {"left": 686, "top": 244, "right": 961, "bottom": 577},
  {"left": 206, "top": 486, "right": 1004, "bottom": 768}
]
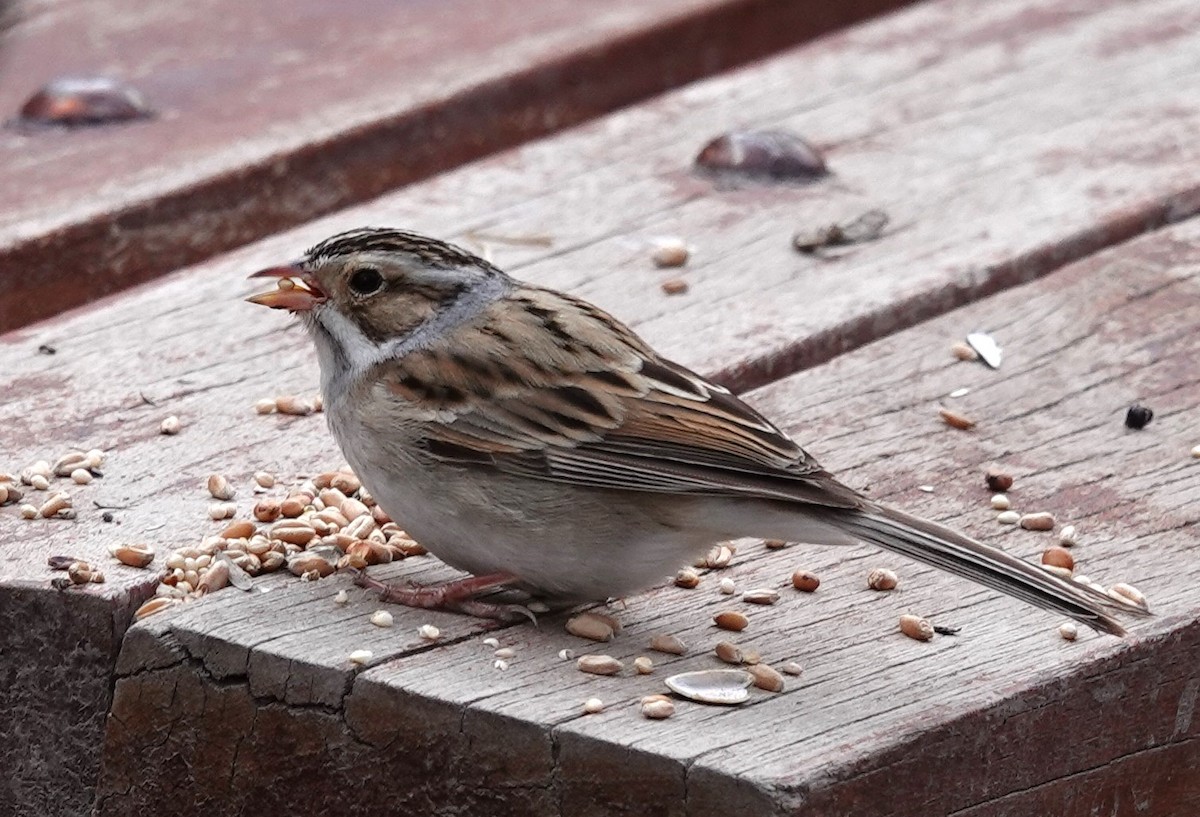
[{"left": 348, "top": 267, "right": 384, "bottom": 296}]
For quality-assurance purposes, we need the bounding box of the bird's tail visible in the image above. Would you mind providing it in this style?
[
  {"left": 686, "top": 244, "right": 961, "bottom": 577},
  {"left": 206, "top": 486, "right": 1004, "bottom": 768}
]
[{"left": 826, "top": 503, "right": 1150, "bottom": 635}]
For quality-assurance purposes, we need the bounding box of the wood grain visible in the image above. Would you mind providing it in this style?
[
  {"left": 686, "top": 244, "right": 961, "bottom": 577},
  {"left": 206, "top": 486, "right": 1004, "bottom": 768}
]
[
  {"left": 2, "top": 0, "right": 1198, "bottom": 812},
  {"left": 0, "top": 0, "right": 913, "bottom": 332},
  {"left": 93, "top": 217, "right": 1200, "bottom": 815}
]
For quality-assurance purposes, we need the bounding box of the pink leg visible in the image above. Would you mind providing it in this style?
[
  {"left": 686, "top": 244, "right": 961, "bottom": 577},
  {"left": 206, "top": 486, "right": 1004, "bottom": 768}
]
[{"left": 353, "top": 570, "right": 535, "bottom": 622}]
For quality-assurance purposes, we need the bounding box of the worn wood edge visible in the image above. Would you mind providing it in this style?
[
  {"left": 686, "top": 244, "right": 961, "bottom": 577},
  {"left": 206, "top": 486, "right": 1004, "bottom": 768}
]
[
  {"left": 0, "top": 583, "right": 150, "bottom": 817},
  {"left": 0, "top": 0, "right": 915, "bottom": 333}
]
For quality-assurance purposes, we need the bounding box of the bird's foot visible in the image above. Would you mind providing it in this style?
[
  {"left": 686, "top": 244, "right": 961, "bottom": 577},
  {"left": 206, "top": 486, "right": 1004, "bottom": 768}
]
[{"left": 353, "top": 570, "right": 536, "bottom": 623}]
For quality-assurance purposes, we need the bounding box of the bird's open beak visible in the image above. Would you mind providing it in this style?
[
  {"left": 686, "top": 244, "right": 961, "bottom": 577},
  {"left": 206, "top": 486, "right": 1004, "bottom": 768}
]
[{"left": 246, "top": 264, "right": 327, "bottom": 312}]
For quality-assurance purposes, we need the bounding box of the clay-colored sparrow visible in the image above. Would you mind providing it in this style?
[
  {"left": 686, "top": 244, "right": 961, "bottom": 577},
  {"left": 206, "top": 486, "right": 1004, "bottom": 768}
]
[{"left": 249, "top": 227, "right": 1146, "bottom": 632}]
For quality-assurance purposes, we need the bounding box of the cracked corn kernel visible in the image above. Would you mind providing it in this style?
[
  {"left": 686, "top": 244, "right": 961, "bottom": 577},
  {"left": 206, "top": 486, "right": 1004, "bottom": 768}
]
[
  {"left": 160, "top": 415, "right": 181, "bottom": 435},
  {"left": 493, "top": 659, "right": 509, "bottom": 671},
  {"left": 718, "top": 577, "right": 736, "bottom": 595},
  {"left": 418, "top": 624, "right": 440, "bottom": 641},
  {"left": 370, "top": 610, "right": 394, "bottom": 628},
  {"left": 1059, "top": 525, "right": 1078, "bottom": 547},
  {"left": 583, "top": 698, "right": 605, "bottom": 714},
  {"left": 254, "top": 398, "right": 276, "bottom": 415},
  {"left": 334, "top": 590, "right": 349, "bottom": 605},
  {"left": 348, "top": 650, "right": 373, "bottom": 665},
  {"left": 1058, "top": 622, "right": 1078, "bottom": 641}
]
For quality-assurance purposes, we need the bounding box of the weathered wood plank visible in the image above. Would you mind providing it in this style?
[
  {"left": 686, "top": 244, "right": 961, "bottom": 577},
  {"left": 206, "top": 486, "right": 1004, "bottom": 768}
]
[
  {"left": 0, "top": 0, "right": 913, "bottom": 332},
  {"left": 3, "top": 0, "right": 1200, "bottom": 812},
  {"left": 92, "top": 217, "right": 1200, "bottom": 815}
]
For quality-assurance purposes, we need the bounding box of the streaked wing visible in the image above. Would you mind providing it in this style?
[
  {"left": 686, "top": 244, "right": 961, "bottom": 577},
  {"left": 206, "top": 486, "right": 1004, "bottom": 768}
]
[{"left": 382, "top": 286, "right": 860, "bottom": 510}]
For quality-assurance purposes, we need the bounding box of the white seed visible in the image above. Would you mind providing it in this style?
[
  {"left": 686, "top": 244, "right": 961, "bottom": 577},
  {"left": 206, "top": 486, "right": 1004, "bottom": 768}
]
[
  {"left": 918, "top": 485, "right": 934, "bottom": 493},
  {"left": 633, "top": 656, "right": 654, "bottom": 675},
  {"left": 348, "top": 649, "right": 373, "bottom": 665},
  {"left": 160, "top": 415, "right": 182, "bottom": 435},
  {"left": 1040, "top": 564, "right": 1074, "bottom": 580},
  {"left": 482, "top": 637, "right": 500, "bottom": 648},
  {"left": 650, "top": 238, "right": 689, "bottom": 268},
  {"left": 718, "top": 577, "right": 737, "bottom": 595},
  {"left": 29, "top": 474, "right": 50, "bottom": 491},
  {"left": 1059, "top": 525, "right": 1078, "bottom": 547},
  {"left": 70, "top": 468, "right": 93, "bottom": 485},
  {"left": 997, "top": 510, "right": 1021, "bottom": 525},
  {"left": 1108, "top": 582, "right": 1148, "bottom": 610},
  {"left": 1191, "top": 444, "right": 1200, "bottom": 459},
  {"left": 641, "top": 699, "right": 676, "bottom": 719},
  {"left": 29, "top": 460, "right": 52, "bottom": 479},
  {"left": 557, "top": 648, "right": 575, "bottom": 661},
  {"left": 493, "top": 659, "right": 509, "bottom": 671},
  {"left": 334, "top": 590, "right": 349, "bottom": 605},
  {"left": 1058, "top": 622, "right": 1078, "bottom": 641},
  {"left": 867, "top": 568, "right": 899, "bottom": 591},
  {"left": 254, "top": 398, "right": 277, "bottom": 415},
  {"left": 780, "top": 661, "right": 803, "bottom": 676},
  {"left": 494, "top": 647, "right": 516, "bottom": 659},
  {"left": 990, "top": 494, "right": 1011, "bottom": 510},
  {"left": 948, "top": 387, "right": 971, "bottom": 398},
  {"left": 583, "top": 697, "right": 605, "bottom": 714},
  {"left": 418, "top": 624, "right": 440, "bottom": 641},
  {"left": 208, "top": 502, "right": 237, "bottom": 520},
  {"left": 370, "top": 610, "right": 394, "bottom": 628},
  {"left": 576, "top": 654, "right": 623, "bottom": 676},
  {"left": 254, "top": 471, "right": 276, "bottom": 489},
  {"left": 84, "top": 449, "right": 106, "bottom": 468},
  {"left": 1020, "top": 512, "right": 1056, "bottom": 531}
]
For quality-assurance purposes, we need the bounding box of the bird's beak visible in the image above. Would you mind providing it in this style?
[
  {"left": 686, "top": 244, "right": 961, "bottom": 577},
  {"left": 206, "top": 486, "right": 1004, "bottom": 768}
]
[{"left": 246, "top": 264, "right": 327, "bottom": 312}]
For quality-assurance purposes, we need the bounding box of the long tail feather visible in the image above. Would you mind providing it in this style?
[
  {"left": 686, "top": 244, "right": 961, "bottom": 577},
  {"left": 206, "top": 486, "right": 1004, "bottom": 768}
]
[{"left": 828, "top": 503, "right": 1149, "bottom": 635}]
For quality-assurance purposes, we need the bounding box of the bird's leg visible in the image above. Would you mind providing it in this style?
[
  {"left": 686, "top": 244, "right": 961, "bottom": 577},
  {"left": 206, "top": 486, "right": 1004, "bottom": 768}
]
[{"left": 353, "top": 570, "right": 535, "bottom": 622}]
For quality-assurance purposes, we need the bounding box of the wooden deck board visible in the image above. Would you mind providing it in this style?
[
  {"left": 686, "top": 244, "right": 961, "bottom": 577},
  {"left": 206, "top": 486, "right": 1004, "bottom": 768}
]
[
  {"left": 93, "top": 218, "right": 1200, "bottom": 815},
  {"left": 0, "top": 0, "right": 914, "bottom": 332},
  {"left": 2, "top": 0, "right": 1199, "bottom": 813}
]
